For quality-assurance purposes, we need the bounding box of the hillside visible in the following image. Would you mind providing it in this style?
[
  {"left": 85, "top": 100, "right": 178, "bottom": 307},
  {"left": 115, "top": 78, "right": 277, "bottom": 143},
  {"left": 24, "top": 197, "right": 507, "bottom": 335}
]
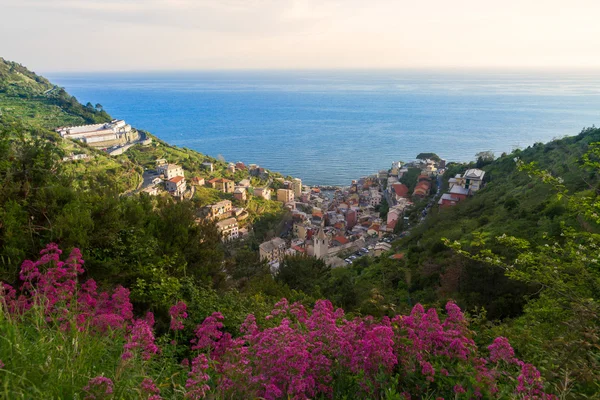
[{"left": 0, "top": 58, "right": 599, "bottom": 398}]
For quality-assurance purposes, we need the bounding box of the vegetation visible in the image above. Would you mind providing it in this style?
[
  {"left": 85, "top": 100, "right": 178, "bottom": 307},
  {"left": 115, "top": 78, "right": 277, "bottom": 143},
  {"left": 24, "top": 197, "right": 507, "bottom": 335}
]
[
  {"left": 0, "top": 245, "right": 558, "bottom": 399},
  {"left": 1, "top": 57, "right": 600, "bottom": 398},
  {"left": 416, "top": 152, "right": 440, "bottom": 162}
]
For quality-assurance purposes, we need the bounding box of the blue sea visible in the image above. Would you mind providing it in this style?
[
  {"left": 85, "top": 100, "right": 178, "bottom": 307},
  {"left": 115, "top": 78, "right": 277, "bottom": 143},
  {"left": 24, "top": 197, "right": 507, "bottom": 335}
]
[{"left": 47, "top": 70, "right": 600, "bottom": 186}]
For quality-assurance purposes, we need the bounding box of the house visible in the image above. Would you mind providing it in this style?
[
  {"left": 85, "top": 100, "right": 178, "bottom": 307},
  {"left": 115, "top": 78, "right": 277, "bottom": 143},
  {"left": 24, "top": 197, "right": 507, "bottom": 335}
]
[
  {"left": 461, "top": 168, "right": 486, "bottom": 192},
  {"left": 191, "top": 177, "right": 205, "bottom": 186},
  {"left": 277, "top": 189, "right": 294, "bottom": 203},
  {"left": 391, "top": 183, "right": 409, "bottom": 199},
  {"left": 227, "top": 163, "right": 236, "bottom": 173},
  {"left": 369, "top": 190, "right": 382, "bottom": 207},
  {"left": 253, "top": 187, "right": 271, "bottom": 200},
  {"left": 165, "top": 176, "right": 186, "bottom": 196},
  {"left": 293, "top": 223, "right": 310, "bottom": 240},
  {"left": 374, "top": 242, "right": 392, "bottom": 256},
  {"left": 235, "top": 162, "right": 247, "bottom": 171},
  {"left": 158, "top": 164, "right": 184, "bottom": 180},
  {"left": 233, "top": 187, "right": 247, "bottom": 201},
  {"left": 208, "top": 178, "right": 235, "bottom": 193},
  {"left": 207, "top": 200, "right": 233, "bottom": 219},
  {"left": 237, "top": 179, "right": 251, "bottom": 188},
  {"left": 438, "top": 193, "right": 460, "bottom": 208},
  {"left": 367, "top": 224, "right": 381, "bottom": 237},
  {"left": 216, "top": 217, "right": 239, "bottom": 242},
  {"left": 413, "top": 180, "right": 431, "bottom": 199},
  {"left": 332, "top": 236, "right": 350, "bottom": 246},
  {"left": 387, "top": 206, "right": 403, "bottom": 226},
  {"left": 201, "top": 162, "right": 214, "bottom": 172},
  {"left": 449, "top": 185, "right": 469, "bottom": 201},
  {"left": 141, "top": 185, "right": 159, "bottom": 196},
  {"left": 259, "top": 237, "right": 287, "bottom": 263}
]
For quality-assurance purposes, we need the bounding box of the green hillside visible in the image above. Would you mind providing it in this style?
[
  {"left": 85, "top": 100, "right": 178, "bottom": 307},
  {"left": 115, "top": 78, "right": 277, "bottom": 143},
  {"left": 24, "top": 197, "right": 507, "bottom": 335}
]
[{"left": 1, "top": 58, "right": 599, "bottom": 397}]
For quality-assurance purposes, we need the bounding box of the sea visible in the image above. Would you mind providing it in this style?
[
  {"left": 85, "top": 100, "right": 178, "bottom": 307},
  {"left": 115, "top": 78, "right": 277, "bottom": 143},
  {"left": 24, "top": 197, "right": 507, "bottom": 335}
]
[{"left": 47, "top": 70, "right": 600, "bottom": 186}]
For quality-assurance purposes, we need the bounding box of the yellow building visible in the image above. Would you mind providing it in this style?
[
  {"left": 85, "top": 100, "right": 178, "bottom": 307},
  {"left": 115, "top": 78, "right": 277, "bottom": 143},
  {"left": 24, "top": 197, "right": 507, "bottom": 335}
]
[{"left": 277, "top": 188, "right": 294, "bottom": 203}]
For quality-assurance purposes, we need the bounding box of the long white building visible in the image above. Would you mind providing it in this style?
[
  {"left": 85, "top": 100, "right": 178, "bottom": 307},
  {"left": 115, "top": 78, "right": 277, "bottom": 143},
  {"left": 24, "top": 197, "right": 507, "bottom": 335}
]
[{"left": 56, "top": 119, "right": 135, "bottom": 145}]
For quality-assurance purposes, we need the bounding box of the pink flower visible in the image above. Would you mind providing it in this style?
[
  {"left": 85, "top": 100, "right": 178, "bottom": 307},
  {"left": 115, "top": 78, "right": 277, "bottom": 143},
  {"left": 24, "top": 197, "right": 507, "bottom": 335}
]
[
  {"left": 140, "top": 378, "right": 161, "bottom": 399},
  {"left": 185, "top": 354, "right": 211, "bottom": 399},
  {"left": 169, "top": 301, "right": 188, "bottom": 331},
  {"left": 454, "top": 384, "right": 466, "bottom": 394},
  {"left": 83, "top": 376, "right": 113, "bottom": 400},
  {"left": 123, "top": 319, "right": 159, "bottom": 360},
  {"left": 488, "top": 337, "right": 517, "bottom": 364},
  {"left": 191, "top": 312, "right": 224, "bottom": 352}
]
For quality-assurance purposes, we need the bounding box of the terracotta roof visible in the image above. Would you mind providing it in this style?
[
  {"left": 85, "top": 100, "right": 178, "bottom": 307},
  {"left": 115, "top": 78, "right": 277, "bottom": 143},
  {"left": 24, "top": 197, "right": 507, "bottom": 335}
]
[
  {"left": 392, "top": 183, "right": 409, "bottom": 197},
  {"left": 390, "top": 253, "right": 405, "bottom": 260},
  {"left": 291, "top": 245, "right": 306, "bottom": 253},
  {"left": 169, "top": 176, "right": 185, "bottom": 183},
  {"left": 332, "top": 236, "right": 350, "bottom": 245}
]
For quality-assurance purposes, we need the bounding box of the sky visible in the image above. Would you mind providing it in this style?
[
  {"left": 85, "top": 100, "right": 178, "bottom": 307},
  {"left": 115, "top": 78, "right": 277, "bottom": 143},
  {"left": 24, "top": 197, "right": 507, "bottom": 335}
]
[{"left": 1, "top": 0, "right": 600, "bottom": 72}]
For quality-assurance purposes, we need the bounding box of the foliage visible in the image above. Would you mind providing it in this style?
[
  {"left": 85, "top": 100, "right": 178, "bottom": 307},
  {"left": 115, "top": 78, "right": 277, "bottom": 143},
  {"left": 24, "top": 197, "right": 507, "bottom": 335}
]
[
  {"left": 444, "top": 145, "right": 600, "bottom": 396},
  {"left": 0, "top": 245, "right": 558, "bottom": 399},
  {"left": 416, "top": 153, "right": 441, "bottom": 162}
]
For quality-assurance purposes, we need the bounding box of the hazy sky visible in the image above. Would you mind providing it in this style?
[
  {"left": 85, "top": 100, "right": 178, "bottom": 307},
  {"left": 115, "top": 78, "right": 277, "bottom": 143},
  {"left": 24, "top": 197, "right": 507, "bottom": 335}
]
[{"left": 1, "top": 0, "right": 600, "bottom": 72}]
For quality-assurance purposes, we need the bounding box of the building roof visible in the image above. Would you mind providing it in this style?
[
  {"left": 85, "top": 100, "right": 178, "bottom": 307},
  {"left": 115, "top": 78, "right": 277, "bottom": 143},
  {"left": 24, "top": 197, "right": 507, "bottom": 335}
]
[
  {"left": 216, "top": 217, "right": 238, "bottom": 229},
  {"left": 392, "top": 183, "right": 409, "bottom": 197},
  {"left": 390, "top": 253, "right": 405, "bottom": 260},
  {"left": 375, "top": 242, "right": 392, "bottom": 251},
  {"left": 463, "top": 169, "right": 485, "bottom": 180},
  {"left": 449, "top": 186, "right": 470, "bottom": 196},
  {"left": 169, "top": 176, "right": 185, "bottom": 183},
  {"left": 332, "top": 236, "right": 349, "bottom": 245},
  {"left": 209, "top": 177, "right": 233, "bottom": 184},
  {"left": 259, "top": 237, "right": 286, "bottom": 252}
]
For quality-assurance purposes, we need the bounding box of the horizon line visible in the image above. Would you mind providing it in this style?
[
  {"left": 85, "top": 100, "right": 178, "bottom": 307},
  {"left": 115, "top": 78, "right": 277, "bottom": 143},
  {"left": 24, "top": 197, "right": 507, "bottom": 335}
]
[{"left": 41, "top": 65, "right": 600, "bottom": 75}]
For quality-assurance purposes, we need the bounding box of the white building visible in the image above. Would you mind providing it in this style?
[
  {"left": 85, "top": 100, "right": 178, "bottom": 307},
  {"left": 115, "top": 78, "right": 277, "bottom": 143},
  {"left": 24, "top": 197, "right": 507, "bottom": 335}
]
[
  {"left": 157, "top": 164, "right": 184, "bottom": 180},
  {"left": 56, "top": 119, "right": 134, "bottom": 145},
  {"left": 165, "top": 176, "right": 186, "bottom": 196},
  {"left": 216, "top": 217, "right": 239, "bottom": 242}
]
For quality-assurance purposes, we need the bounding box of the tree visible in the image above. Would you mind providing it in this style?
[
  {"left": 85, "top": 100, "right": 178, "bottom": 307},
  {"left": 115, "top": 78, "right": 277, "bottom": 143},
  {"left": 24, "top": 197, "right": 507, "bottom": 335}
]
[
  {"left": 275, "top": 255, "right": 330, "bottom": 296},
  {"left": 416, "top": 153, "right": 440, "bottom": 162},
  {"left": 475, "top": 151, "right": 495, "bottom": 168},
  {"left": 94, "top": 103, "right": 103, "bottom": 112}
]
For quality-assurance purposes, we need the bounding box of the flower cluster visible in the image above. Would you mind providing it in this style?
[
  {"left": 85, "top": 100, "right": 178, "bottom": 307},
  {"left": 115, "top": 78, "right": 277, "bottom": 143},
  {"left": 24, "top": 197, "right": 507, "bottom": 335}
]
[
  {"left": 82, "top": 376, "right": 113, "bottom": 400},
  {"left": 169, "top": 301, "right": 188, "bottom": 331}
]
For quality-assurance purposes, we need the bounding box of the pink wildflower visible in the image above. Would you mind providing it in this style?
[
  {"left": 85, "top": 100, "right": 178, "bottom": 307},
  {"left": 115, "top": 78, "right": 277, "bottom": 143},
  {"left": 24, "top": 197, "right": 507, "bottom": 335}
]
[
  {"left": 123, "top": 318, "right": 159, "bottom": 360},
  {"left": 140, "top": 378, "right": 162, "bottom": 399},
  {"left": 454, "top": 384, "right": 466, "bottom": 394},
  {"left": 169, "top": 301, "right": 188, "bottom": 331},
  {"left": 191, "top": 312, "right": 224, "bottom": 352},
  {"left": 185, "top": 354, "right": 211, "bottom": 399},
  {"left": 83, "top": 376, "right": 113, "bottom": 400},
  {"left": 488, "top": 337, "right": 517, "bottom": 364}
]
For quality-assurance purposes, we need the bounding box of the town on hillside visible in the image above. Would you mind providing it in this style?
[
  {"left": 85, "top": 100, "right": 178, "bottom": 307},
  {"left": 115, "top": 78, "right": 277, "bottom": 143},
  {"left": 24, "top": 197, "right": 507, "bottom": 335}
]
[{"left": 56, "top": 120, "right": 486, "bottom": 270}]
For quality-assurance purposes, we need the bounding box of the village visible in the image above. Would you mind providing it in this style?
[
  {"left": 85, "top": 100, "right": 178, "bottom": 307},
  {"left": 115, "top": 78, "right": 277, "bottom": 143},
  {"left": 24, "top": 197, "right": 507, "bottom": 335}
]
[{"left": 56, "top": 120, "right": 486, "bottom": 272}]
